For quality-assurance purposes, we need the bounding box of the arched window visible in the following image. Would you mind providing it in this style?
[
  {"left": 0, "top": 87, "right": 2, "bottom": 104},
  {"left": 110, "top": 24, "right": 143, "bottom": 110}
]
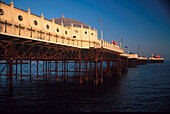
[
  {"left": 56, "top": 28, "right": 59, "bottom": 32},
  {"left": 85, "top": 31, "right": 87, "bottom": 34},
  {"left": 65, "top": 31, "right": 67, "bottom": 35},
  {"left": 18, "top": 15, "right": 23, "bottom": 21},
  {"left": 0, "top": 9, "right": 4, "bottom": 15},
  {"left": 46, "top": 24, "right": 49, "bottom": 29},
  {"left": 34, "top": 20, "right": 38, "bottom": 26},
  {"left": 91, "top": 33, "right": 93, "bottom": 36}
]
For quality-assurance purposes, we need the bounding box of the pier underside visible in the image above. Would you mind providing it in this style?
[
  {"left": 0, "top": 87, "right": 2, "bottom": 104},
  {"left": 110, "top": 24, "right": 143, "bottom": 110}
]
[{"left": 0, "top": 34, "right": 128, "bottom": 86}]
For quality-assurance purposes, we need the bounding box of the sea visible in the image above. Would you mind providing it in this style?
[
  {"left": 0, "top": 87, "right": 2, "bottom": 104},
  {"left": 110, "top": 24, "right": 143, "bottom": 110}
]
[{"left": 0, "top": 61, "right": 170, "bottom": 112}]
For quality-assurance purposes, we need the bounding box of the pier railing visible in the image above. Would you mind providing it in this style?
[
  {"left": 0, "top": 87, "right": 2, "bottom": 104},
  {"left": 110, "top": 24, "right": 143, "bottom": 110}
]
[{"left": 0, "top": 20, "right": 123, "bottom": 53}]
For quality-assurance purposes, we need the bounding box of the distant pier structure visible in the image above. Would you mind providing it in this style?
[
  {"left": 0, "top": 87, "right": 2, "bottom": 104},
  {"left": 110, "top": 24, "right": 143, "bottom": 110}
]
[{"left": 0, "top": 1, "right": 164, "bottom": 86}]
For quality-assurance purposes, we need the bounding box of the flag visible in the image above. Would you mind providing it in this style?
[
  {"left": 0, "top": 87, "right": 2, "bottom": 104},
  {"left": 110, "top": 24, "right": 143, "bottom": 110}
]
[
  {"left": 99, "top": 19, "right": 101, "bottom": 22},
  {"left": 116, "top": 42, "right": 119, "bottom": 46},
  {"left": 112, "top": 40, "right": 115, "bottom": 45}
]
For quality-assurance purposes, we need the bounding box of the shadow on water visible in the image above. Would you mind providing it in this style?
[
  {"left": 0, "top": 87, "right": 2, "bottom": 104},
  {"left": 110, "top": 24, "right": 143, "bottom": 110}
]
[{"left": 0, "top": 74, "right": 125, "bottom": 112}]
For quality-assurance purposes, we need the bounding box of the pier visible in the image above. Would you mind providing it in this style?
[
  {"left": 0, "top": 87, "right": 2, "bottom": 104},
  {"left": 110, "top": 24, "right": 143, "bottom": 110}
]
[
  {"left": 0, "top": 34, "right": 127, "bottom": 85},
  {"left": 0, "top": 1, "right": 164, "bottom": 87}
]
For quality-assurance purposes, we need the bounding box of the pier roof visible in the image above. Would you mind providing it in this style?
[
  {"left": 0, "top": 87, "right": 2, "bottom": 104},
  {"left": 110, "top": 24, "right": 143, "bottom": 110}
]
[{"left": 54, "top": 17, "right": 90, "bottom": 29}]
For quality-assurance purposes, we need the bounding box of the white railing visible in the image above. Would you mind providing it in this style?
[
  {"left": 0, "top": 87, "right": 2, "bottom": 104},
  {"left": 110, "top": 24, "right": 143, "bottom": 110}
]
[{"left": 0, "top": 21, "right": 124, "bottom": 53}]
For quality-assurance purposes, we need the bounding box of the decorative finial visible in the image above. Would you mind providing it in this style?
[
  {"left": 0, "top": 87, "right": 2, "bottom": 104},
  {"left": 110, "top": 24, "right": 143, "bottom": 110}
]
[
  {"left": 71, "top": 23, "right": 73, "bottom": 27},
  {"left": 52, "top": 18, "right": 55, "bottom": 23},
  {"left": 10, "top": 0, "right": 14, "bottom": 7},
  {"left": 62, "top": 14, "right": 64, "bottom": 18},
  {"left": 61, "top": 22, "right": 63, "bottom": 26},
  {"left": 41, "top": 13, "right": 44, "bottom": 18},
  {"left": 27, "top": 7, "right": 30, "bottom": 13},
  {"left": 80, "top": 24, "right": 83, "bottom": 28}
]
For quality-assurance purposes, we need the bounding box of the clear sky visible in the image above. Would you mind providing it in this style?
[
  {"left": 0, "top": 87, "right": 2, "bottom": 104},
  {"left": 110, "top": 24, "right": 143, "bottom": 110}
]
[{"left": 3, "top": 0, "right": 170, "bottom": 60}]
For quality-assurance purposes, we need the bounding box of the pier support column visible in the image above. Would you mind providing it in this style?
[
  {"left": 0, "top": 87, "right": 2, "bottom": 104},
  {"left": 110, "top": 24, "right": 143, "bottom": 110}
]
[
  {"left": 117, "top": 55, "right": 121, "bottom": 77},
  {"left": 79, "top": 50, "right": 82, "bottom": 85},
  {"left": 49, "top": 60, "right": 52, "bottom": 77},
  {"left": 9, "top": 41, "right": 13, "bottom": 97},
  {"left": 79, "top": 59, "right": 82, "bottom": 84},
  {"left": 101, "top": 60, "right": 103, "bottom": 84},
  {"left": 20, "top": 58, "right": 22, "bottom": 80},
  {"left": 106, "top": 61, "right": 110, "bottom": 78},
  {"left": 6, "top": 60, "right": 9, "bottom": 79},
  {"left": 90, "top": 60, "right": 93, "bottom": 79},
  {"left": 30, "top": 59, "right": 31, "bottom": 80},
  {"left": 64, "top": 60, "right": 66, "bottom": 81},
  {"left": 9, "top": 59, "right": 13, "bottom": 86},
  {"left": 62, "top": 60, "right": 63, "bottom": 78},
  {"left": 125, "top": 58, "right": 128, "bottom": 72},
  {"left": 43, "top": 60, "right": 44, "bottom": 79},
  {"left": 74, "top": 60, "right": 78, "bottom": 80},
  {"left": 45, "top": 60, "right": 48, "bottom": 80},
  {"left": 37, "top": 59, "right": 39, "bottom": 81},
  {"left": 67, "top": 59, "right": 69, "bottom": 79},
  {"left": 15, "top": 59, "right": 18, "bottom": 79},
  {"left": 55, "top": 60, "right": 59, "bottom": 82},
  {"left": 119, "top": 59, "right": 122, "bottom": 76},
  {"left": 85, "top": 59, "right": 88, "bottom": 84},
  {"left": 94, "top": 59, "right": 98, "bottom": 85}
]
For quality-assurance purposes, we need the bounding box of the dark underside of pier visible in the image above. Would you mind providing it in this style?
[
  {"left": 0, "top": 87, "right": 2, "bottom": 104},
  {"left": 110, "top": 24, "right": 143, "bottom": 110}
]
[{"left": 0, "top": 34, "right": 163, "bottom": 87}]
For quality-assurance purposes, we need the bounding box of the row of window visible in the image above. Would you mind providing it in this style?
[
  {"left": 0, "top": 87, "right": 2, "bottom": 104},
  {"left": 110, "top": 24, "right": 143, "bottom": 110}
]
[
  {"left": 17, "top": 15, "right": 94, "bottom": 36},
  {"left": 0, "top": 8, "right": 95, "bottom": 36},
  {"left": 74, "top": 30, "right": 93, "bottom": 35}
]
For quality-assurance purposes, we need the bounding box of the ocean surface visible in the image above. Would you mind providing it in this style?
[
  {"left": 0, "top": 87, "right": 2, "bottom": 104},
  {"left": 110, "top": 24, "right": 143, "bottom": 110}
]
[{"left": 0, "top": 61, "right": 170, "bottom": 112}]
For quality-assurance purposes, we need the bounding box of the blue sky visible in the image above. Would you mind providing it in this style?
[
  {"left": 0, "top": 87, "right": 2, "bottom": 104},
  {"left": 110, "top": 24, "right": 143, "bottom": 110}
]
[{"left": 4, "top": 0, "right": 170, "bottom": 60}]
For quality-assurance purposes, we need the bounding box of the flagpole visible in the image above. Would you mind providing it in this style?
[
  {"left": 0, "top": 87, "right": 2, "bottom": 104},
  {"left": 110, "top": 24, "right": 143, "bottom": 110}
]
[
  {"left": 101, "top": 21, "right": 103, "bottom": 41},
  {"left": 99, "top": 19, "right": 103, "bottom": 48}
]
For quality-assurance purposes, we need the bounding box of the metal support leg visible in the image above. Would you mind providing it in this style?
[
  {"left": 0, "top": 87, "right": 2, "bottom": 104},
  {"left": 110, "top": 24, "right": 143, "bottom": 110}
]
[
  {"left": 20, "top": 58, "right": 22, "bottom": 80},
  {"left": 37, "top": 59, "right": 39, "bottom": 81},
  {"left": 56, "top": 60, "right": 59, "bottom": 82},
  {"left": 95, "top": 59, "right": 98, "bottom": 85},
  {"left": 101, "top": 60, "right": 103, "bottom": 84},
  {"left": 30, "top": 59, "right": 31, "bottom": 80}
]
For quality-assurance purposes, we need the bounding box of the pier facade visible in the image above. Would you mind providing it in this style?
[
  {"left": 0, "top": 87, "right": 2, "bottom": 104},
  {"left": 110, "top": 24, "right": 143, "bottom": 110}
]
[{"left": 0, "top": 1, "right": 127, "bottom": 86}]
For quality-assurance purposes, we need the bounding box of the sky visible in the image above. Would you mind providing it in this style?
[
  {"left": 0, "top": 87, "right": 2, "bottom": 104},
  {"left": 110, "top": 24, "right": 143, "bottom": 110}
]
[{"left": 3, "top": 0, "right": 170, "bottom": 60}]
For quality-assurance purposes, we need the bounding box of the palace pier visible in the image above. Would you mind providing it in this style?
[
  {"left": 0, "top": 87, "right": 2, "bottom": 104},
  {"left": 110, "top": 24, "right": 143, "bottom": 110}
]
[{"left": 0, "top": 1, "right": 164, "bottom": 87}]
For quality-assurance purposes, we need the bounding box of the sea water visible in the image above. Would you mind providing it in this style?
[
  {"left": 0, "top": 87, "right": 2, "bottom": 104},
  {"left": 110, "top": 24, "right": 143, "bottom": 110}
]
[{"left": 0, "top": 61, "right": 170, "bottom": 112}]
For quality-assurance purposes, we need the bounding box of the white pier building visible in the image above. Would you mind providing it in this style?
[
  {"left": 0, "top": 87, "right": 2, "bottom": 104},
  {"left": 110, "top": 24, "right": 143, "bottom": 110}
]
[{"left": 0, "top": 1, "right": 123, "bottom": 53}]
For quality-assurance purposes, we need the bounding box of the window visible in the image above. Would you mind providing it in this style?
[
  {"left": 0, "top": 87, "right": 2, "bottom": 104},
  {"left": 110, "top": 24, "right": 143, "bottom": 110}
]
[
  {"left": 56, "top": 28, "right": 59, "bottom": 32},
  {"left": 85, "top": 31, "right": 87, "bottom": 34},
  {"left": 46, "top": 24, "right": 49, "bottom": 29},
  {"left": 18, "top": 15, "right": 23, "bottom": 21},
  {"left": 91, "top": 33, "right": 93, "bottom": 35},
  {"left": 73, "top": 36, "right": 76, "bottom": 38},
  {"left": 34, "top": 20, "right": 38, "bottom": 26},
  {"left": 65, "top": 31, "right": 67, "bottom": 35},
  {"left": 0, "top": 9, "right": 4, "bottom": 15}
]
